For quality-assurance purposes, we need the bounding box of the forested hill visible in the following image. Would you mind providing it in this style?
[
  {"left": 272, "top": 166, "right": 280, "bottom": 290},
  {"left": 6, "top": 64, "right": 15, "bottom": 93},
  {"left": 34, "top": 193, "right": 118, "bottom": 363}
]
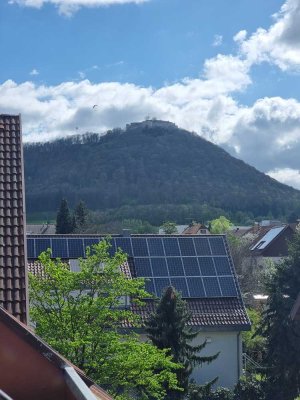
[{"left": 24, "top": 123, "right": 300, "bottom": 223}]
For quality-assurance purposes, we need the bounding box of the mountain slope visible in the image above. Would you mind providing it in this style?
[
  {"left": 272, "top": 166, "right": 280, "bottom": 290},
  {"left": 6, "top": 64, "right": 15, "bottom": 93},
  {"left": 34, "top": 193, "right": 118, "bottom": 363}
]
[{"left": 24, "top": 124, "right": 300, "bottom": 221}]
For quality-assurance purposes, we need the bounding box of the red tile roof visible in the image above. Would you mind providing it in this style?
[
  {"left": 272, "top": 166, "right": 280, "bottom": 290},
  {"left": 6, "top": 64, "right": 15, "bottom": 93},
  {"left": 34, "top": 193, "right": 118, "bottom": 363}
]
[
  {"left": 0, "top": 115, "right": 28, "bottom": 323},
  {"left": 0, "top": 305, "right": 113, "bottom": 399},
  {"left": 129, "top": 297, "right": 250, "bottom": 329},
  {"left": 182, "top": 224, "right": 209, "bottom": 235}
]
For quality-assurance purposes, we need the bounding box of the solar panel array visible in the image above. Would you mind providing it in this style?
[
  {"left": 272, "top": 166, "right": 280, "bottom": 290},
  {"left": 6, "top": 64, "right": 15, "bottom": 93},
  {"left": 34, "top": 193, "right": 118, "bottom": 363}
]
[{"left": 27, "top": 236, "right": 238, "bottom": 299}]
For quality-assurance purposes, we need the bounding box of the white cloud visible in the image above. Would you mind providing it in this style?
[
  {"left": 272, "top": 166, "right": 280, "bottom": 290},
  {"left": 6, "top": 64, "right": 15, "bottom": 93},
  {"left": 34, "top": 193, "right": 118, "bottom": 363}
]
[
  {"left": 227, "top": 96, "right": 300, "bottom": 172},
  {"left": 29, "top": 69, "right": 39, "bottom": 76},
  {"left": 267, "top": 168, "right": 300, "bottom": 189},
  {"left": 237, "top": 0, "right": 300, "bottom": 71},
  {"left": 9, "top": 0, "right": 149, "bottom": 16},
  {"left": 233, "top": 30, "right": 247, "bottom": 43},
  {"left": 3, "top": 0, "right": 300, "bottom": 191},
  {"left": 212, "top": 34, "right": 223, "bottom": 47},
  {"left": 0, "top": 63, "right": 247, "bottom": 144}
]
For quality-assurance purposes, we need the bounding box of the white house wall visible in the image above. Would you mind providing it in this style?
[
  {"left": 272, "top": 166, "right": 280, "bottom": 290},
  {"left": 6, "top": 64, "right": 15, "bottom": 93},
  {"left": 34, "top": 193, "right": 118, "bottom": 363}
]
[
  {"left": 141, "top": 330, "right": 242, "bottom": 389},
  {"left": 191, "top": 331, "right": 242, "bottom": 389}
]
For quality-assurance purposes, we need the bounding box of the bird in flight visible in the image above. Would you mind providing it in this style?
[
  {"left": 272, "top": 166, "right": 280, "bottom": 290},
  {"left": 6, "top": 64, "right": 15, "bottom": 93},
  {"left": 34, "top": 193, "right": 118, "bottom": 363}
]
[{"left": 92, "top": 104, "right": 98, "bottom": 109}]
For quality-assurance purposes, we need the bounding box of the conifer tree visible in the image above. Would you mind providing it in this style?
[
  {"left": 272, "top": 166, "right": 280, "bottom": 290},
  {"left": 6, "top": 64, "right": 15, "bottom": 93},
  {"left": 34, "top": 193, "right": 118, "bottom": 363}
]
[
  {"left": 259, "top": 226, "right": 300, "bottom": 400},
  {"left": 73, "top": 200, "right": 89, "bottom": 232},
  {"left": 56, "top": 198, "right": 73, "bottom": 234},
  {"left": 146, "top": 286, "right": 218, "bottom": 399}
]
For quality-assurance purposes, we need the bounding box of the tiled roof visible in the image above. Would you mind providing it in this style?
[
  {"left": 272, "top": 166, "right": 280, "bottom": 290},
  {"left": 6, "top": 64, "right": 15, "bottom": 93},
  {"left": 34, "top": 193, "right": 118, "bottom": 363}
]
[
  {"left": 26, "top": 234, "right": 250, "bottom": 330},
  {"left": 27, "top": 224, "right": 56, "bottom": 235},
  {"left": 129, "top": 297, "right": 250, "bottom": 330},
  {"left": 182, "top": 224, "right": 209, "bottom": 235},
  {"left": 28, "top": 260, "right": 131, "bottom": 280},
  {"left": 0, "top": 305, "right": 113, "bottom": 400},
  {"left": 28, "top": 261, "right": 45, "bottom": 278},
  {"left": 0, "top": 115, "right": 27, "bottom": 322}
]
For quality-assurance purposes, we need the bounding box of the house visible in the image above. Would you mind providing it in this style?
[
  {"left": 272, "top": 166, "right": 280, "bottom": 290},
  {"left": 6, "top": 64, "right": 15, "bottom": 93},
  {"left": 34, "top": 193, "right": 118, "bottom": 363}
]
[
  {"left": 27, "top": 232, "right": 251, "bottom": 389},
  {"left": 0, "top": 305, "right": 113, "bottom": 400},
  {"left": 27, "top": 223, "right": 56, "bottom": 235},
  {"left": 182, "top": 223, "right": 210, "bottom": 235},
  {"left": 0, "top": 114, "right": 28, "bottom": 322},
  {"left": 0, "top": 114, "right": 112, "bottom": 400},
  {"left": 249, "top": 223, "right": 295, "bottom": 258}
]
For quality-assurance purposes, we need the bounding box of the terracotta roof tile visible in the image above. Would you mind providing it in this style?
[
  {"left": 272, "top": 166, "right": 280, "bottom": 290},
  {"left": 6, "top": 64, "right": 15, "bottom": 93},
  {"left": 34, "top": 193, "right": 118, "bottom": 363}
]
[
  {"left": 130, "top": 297, "right": 250, "bottom": 329},
  {"left": 0, "top": 115, "right": 27, "bottom": 323}
]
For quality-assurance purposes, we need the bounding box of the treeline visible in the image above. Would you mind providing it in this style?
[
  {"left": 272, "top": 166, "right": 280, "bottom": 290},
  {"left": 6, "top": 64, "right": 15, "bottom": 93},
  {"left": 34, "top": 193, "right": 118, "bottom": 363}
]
[{"left": 24, "top": 124, "right": 300, "bottom": 222}]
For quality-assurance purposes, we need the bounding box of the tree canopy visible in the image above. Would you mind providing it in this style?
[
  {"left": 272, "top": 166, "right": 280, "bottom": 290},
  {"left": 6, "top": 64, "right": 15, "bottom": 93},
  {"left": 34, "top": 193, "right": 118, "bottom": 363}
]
[
  {"left": 210, "top": 216, "right": 233, "bottom": 234},
  {"left": 56, "top": 198, "right": 73, "bottom": 234},
  {"left": 24, "top": 125, "right": 300, "bottom": 224},
  {"left": 259, "top": 226, "right": 300, "bottom": 400},
  {"left": 29, "top": 241, "right": 180, "bottom": 400},
  {"left": 146, "top": 286, "right": 218, "bottom": 399}
]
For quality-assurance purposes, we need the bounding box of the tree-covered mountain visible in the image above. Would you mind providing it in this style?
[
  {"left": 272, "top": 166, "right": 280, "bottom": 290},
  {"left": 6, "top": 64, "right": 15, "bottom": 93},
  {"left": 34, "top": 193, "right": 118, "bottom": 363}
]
[{"left": 24, "top": 123, "right": 300, "bottom": 224}]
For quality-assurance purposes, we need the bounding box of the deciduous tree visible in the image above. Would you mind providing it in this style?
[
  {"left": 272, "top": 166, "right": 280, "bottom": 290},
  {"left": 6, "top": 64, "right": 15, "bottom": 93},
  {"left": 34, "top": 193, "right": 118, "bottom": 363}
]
[{"left": 29, "top": 241, "right": 180, "bottom": 400}]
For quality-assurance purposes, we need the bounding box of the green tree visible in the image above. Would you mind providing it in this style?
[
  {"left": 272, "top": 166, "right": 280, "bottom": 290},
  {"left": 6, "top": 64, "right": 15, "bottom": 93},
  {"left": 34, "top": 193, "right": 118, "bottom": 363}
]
[
  {"left": 259, "top": 226, "right": 300, "bottom": 400},
  {"left": 242, "top": 309, "right": 266, "bottom": 364},
  {"left": 29, "top": 241, "right": 180, "bottom": 400},
  {"left": 56, "top": 198, "right": 73, "bottom": 234},
  {"left": 146, "top": 286, "right": 218, "bottom": 399},
  {"left": 73, "top": 200, "right": 89, "bottom": 232},
  {"left": 210, "top": 216, "right": 232, "bottom": 234},
  {"left": 162, "top": 221, "right": 178, "bottom": 234}
]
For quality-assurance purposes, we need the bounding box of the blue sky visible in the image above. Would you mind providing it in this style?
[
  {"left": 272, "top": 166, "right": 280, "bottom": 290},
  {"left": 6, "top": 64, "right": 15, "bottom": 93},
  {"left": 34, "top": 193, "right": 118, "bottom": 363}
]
[{"left": 1, "top": 0, "right": 300, "bottom": 189}]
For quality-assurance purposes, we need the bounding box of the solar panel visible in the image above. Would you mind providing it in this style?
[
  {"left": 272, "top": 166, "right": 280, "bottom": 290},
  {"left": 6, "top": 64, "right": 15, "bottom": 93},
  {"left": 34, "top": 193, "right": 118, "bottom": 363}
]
[
  {"left": 154, "top": 277, "right": 170, "bottom": 296},
  {"left": 107, "top": 238, "right": 117, "bottom": 257},
  {"left": 132, "top": 238, "right": 149, "bottom": 257},
  {"left": 198, "top": 257, "right": 216, "bottom": 276},
  {"left": 163, "top": 238, "right": 180, "bottom": 256},
  {"left": 151, "top": 258, "right": 168, "bottom": 276},
  {"left": 35, "top": 238, "right": 51, "bottom": 257},
  {"left": 115, "top": 237, "right": 133, "bottom": 256},
  {"left": 186, "top": 277, "right": 205, "bottom": 297},
  {"left": 134, "top": 258, "right": 152, "bottom": 277},
  {"left": 167, "top": 257, "right": 184, "bottom": 276},
  {"left": 214, "top": 257, "right": 231, "bottom": 275},
  {"left": 84, "top": 238, "right": 101, "bottom": 252},
  {"left": 170, "top": 277, "right": 189, "bottom": 297},
  {"left": 52, "top": 238, "right": 68, "bottom": 258},
  {"left": 68, "top": 239, "right": 85, "bottom": 258},
  {"left": 182, "top": 257, "right": 200, "bottom": 276},
  {"left": 219, "top": 276, "right": 237, "bottom": 296},
  {"left": 178, "top": 238, "right": 196, "bottom": 256},
  {"left": 209, "top": 237, "right": 226, "bottom": 255},
  {"left": 27, "top": 238, "right": 35, "bottom": 258},
  {"left": 250, "top": 226, "right": 285, "bottom": 250},
  {"left": 26, "top": 234, "right": 240, "bottom": 300},
  {"left": 193, "top": 237, "right": 211, "bottom": 255},
  {"left": 203, "top": 277, "right": 222, "bottom": 297},
  {"left": 145, "top": 278, "right": 156, "bottom": 296},
  {"left": 147, "top": 238, "right": 165, "bottom": 256}
]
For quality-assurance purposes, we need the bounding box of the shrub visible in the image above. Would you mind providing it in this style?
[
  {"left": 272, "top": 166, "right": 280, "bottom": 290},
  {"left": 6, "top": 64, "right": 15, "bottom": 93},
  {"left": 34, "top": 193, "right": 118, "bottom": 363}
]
[{"left": 234, "top": 376, "right": 265, "bottom": 400}]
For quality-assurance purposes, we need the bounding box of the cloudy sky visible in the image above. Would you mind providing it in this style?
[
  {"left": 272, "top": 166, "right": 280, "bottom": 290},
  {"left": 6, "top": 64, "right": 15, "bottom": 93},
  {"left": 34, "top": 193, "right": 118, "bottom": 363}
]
[{"left": 1, "top": 0, "right": 300, "bottom": 188}]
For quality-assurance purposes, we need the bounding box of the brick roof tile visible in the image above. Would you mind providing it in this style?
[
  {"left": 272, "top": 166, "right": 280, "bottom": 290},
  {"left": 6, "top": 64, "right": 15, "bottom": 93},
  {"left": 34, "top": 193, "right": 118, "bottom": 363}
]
[{"left": 0, "top": 115, "right": 27, "bottom": 322}]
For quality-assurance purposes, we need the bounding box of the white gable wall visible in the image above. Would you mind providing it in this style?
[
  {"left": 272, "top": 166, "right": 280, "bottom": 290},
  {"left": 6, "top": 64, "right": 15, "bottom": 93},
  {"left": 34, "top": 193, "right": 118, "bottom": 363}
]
[
  {"left": 141, "top": 330, "right": 242, "bottom": 389},
  {"left": 191, "top": 331, "right": 242, "bottom": 389}
]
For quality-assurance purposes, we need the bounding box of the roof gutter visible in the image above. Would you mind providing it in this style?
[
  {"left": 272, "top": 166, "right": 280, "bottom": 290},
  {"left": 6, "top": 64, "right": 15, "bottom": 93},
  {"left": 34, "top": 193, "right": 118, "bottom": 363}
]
[
  {"left": 0, "top": 390, "right": 13, "bottom": 400},
  {"left": 64, "top": 367, "right": 97, "bottom": 400}
]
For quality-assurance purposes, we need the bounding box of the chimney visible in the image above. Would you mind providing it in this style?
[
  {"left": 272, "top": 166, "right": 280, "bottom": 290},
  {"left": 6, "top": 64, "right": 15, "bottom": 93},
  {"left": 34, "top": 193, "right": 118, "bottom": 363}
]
[{"left": 122, "top": 229, "right": 131, "bottom": 237}]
